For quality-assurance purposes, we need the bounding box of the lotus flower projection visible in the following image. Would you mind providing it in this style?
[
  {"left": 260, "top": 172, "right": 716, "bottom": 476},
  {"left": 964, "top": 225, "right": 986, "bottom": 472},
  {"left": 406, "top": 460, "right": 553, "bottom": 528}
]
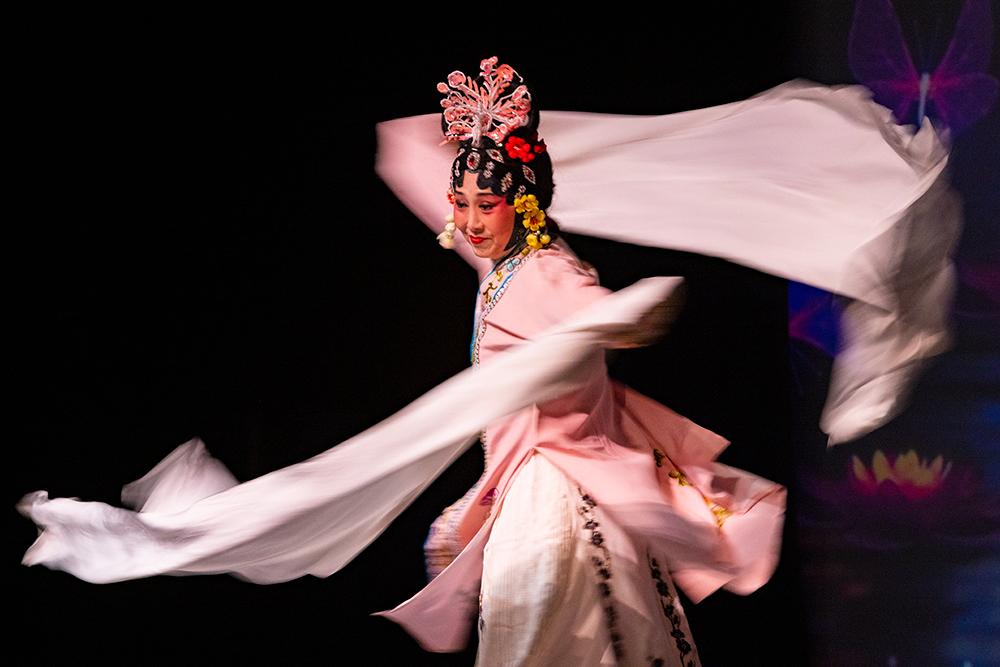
[
  {"left": 850, "top": 449, "right": 952, "bottom": 501},
  {"left": 801, "top": 449, "right": 1000, "bottom": 550}
]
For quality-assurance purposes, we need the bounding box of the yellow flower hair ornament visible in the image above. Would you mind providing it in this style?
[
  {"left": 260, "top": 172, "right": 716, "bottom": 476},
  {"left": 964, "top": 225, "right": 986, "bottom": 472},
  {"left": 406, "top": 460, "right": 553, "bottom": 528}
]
[{"left": 514, "top": 194, "right": 551, "bottom": 249}]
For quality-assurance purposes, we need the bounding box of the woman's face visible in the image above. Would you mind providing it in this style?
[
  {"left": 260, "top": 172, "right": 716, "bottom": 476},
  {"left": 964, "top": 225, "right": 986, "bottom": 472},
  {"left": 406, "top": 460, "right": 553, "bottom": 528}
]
[{"left": 453, "top": 171, "right": 517, "bottom": 261}]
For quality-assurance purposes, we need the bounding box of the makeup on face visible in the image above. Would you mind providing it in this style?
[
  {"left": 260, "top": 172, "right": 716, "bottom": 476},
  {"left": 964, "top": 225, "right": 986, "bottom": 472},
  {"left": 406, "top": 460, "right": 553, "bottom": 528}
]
[{"left": 453, "top": 172, "right": 517, "bottom": 261}]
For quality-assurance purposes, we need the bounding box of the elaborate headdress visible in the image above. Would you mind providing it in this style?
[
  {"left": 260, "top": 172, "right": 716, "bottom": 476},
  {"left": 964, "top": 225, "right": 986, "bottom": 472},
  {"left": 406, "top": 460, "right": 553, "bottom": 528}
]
[{"left": 435, "top": 56, "right": 557, "bottom": 255}]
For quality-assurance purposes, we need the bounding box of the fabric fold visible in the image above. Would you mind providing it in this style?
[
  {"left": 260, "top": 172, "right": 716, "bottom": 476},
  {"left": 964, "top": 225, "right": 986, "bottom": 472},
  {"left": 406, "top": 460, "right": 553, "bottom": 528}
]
[
  {"left": 375, "top": 79, "right": 961, "bottom": 445},
  {"left": 18, "top": 276, "right": 685, "bottom": 585}
]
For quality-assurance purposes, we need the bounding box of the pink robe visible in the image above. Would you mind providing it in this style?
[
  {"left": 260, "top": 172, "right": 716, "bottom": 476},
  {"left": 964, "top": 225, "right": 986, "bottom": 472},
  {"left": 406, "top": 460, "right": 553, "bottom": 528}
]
[{"left": 373, "top": 242, "right": 786, "bottom": 653}]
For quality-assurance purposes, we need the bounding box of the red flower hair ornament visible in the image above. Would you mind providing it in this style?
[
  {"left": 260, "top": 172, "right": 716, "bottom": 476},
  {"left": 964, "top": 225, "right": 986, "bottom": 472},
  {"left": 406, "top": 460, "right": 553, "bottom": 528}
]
[{"left": 504, "top": 134, "right": 547, "bottom": 163}]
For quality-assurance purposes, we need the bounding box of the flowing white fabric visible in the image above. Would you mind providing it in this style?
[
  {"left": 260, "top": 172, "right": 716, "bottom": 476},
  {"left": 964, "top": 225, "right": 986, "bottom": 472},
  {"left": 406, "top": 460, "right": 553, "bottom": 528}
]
[
  {"left": 18, "top": 277, "right": 684, "bottom": 584},
  {"left": 18, "top": 78, "right": 961, "bottom": 595},
  {"left": 375, "top": 79, "right": 962, "bottom": 445},
  {"left": 477, "top": 452, "right": 701, "bottom": 666}
]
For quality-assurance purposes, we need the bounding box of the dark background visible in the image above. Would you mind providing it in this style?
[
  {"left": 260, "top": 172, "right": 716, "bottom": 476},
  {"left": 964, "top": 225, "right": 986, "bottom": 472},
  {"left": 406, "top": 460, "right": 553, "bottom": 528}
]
[{"left": 8, "top": 4, "right": 994, "bottom": 664}]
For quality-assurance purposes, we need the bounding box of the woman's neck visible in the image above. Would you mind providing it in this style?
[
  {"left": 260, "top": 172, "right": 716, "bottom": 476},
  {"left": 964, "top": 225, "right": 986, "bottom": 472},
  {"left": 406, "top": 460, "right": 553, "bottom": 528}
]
[{"left": 490, "top": 239, "right": 544, "bottom": 271}]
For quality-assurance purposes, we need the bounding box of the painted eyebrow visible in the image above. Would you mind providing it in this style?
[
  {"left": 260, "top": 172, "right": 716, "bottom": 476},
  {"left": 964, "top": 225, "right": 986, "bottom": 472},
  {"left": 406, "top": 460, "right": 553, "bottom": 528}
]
[{"left": 454, "top": 190, "right": 501, "bottom": 198}]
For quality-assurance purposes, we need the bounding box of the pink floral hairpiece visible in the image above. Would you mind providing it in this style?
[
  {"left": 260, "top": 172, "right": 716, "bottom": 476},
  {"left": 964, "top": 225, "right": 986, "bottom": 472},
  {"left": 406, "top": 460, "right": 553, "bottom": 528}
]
[{"left": 437, "top": 56, "right": 532, "bottom": 147}]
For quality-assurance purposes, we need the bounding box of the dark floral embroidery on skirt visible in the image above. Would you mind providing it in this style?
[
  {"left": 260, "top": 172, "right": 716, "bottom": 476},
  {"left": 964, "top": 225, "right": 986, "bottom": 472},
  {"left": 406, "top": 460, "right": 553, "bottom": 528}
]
[
  {"left": 648, "top": 554, "right": 696, "bottom": 667},
  {"left": 577, "top": 489, "right": 626, "bottom": 661}
]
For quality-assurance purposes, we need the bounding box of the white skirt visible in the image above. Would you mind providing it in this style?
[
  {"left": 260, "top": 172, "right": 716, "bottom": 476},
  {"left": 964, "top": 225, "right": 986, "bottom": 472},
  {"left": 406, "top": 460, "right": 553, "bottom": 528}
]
[{"left": 477, "top": 451, "right": 701, "bottom": 666}]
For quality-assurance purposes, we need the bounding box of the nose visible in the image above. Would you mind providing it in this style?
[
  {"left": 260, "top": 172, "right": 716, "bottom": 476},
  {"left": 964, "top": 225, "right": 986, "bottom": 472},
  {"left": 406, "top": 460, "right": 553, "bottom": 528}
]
[{"left": 465, "top": 208, "right": 485, "bottom": 234}]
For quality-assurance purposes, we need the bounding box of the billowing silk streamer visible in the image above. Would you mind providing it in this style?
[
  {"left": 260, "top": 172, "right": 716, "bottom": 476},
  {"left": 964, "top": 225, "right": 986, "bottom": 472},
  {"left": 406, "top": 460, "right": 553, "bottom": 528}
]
[
  {"left": 375, "top": 80, "right": 962, "bottom": 446},
  {"left": 19, "top": 277, "right": 683, "bottom": 583},
  {"left": 19, "top": 79, "right": 960, "bottom": 595}
]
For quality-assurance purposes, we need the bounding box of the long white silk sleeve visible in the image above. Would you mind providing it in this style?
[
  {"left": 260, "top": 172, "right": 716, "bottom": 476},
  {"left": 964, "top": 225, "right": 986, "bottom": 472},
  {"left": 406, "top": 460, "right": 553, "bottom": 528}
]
[
  {"left": 375, "top": 79, "right": 962, "bottom": 445},
  {"left": 18, "top": 277, "right": 684, "bottom": 584}
]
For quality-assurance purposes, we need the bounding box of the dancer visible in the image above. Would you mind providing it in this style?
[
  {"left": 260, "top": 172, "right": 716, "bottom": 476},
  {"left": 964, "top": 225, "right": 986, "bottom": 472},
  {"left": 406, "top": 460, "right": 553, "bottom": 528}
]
[{"left": 374, "top": 57, "right": 786, "bottom": 666}]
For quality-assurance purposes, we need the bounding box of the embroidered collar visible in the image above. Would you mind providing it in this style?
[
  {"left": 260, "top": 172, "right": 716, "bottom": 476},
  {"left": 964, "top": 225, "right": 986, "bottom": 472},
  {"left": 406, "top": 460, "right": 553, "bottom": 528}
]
[{"left": 469, "top": 250, "right": 538, "bottom": 365}]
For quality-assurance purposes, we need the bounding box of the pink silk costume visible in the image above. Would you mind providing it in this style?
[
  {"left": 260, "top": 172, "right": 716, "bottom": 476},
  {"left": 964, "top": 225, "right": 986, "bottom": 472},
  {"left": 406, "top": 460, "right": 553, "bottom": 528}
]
[
  {"left": 375, "top": 241, "right": 786, "bottom": 653},
  {"left": 370, "top": 79, "right": 959, "bottom": 652},
  {"left": 18, "top": 78, "right": 959, "bottom": 657}
]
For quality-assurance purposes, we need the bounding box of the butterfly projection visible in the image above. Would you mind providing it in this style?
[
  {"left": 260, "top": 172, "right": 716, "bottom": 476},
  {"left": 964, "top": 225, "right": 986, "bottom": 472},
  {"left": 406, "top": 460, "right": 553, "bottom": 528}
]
[{"left": 849, "top": 0, "right": 998, "bottom": 137}]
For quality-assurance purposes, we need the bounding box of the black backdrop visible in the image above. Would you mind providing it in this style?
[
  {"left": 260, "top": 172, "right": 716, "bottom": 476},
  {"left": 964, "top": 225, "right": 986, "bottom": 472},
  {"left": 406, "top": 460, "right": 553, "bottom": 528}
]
[{"left": 4, "top": 7, "right": 888, "bottom": 663}]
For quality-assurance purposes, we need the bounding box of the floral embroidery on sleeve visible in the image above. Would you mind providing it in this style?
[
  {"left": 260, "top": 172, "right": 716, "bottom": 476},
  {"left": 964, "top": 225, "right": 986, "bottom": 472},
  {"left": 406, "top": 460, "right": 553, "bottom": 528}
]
[{"left": 652, "top": 447, "right": 731, "bottom": 528}]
